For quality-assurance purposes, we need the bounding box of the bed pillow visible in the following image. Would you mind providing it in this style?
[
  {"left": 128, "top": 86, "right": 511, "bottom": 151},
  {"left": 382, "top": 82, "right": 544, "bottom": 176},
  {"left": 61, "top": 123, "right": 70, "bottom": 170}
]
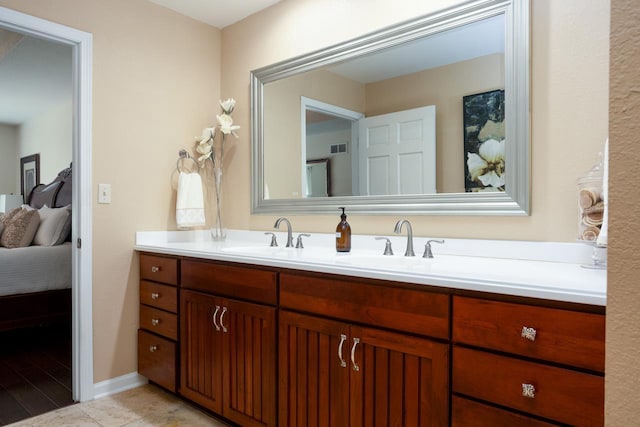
[
  {"left": 33, "top": 205, "right": 71, "bottom": 246},
  {"left": 0, "top": 208, "right": 40, "bottom": 248},
  {"left": 1, "top": 206, "right": 22, "bottom": 223},
  {"left": 0, "top": 207, "right": 22, "bottom": 236},
  {"left": 56, "top": 205, "right": 72, "bottom": 245}
]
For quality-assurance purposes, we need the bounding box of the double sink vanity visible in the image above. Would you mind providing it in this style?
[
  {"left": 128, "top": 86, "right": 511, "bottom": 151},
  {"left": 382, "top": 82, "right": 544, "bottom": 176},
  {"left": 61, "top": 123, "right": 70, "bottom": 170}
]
[{"left": 135, "top": 227, "right": 606, "bottom": 427}]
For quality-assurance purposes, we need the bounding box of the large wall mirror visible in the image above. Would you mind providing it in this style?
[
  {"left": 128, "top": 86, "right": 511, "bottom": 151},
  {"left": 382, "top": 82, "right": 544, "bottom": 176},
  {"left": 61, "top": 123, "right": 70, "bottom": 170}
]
[{"left": 251, "top": 0, "right": 529, "bottom": 215}]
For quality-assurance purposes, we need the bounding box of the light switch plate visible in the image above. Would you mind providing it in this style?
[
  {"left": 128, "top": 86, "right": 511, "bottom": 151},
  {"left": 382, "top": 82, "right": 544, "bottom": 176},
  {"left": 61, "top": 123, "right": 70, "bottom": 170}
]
[{"left": 98, "top": 184, "right": 111, "bottom": 204}]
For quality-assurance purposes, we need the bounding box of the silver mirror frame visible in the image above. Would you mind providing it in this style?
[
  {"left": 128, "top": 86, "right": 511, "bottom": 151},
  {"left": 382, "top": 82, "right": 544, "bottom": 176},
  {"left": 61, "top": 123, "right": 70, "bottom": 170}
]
[{"left": 251, "top": 0, "right": 530, "bottom": 215}]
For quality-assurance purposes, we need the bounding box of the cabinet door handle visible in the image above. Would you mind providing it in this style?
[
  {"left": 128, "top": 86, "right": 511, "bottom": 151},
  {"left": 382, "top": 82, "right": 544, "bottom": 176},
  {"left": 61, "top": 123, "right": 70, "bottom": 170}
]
[
  {"left": 220, "top": 306, "right": 228, "bottom": 333},
  {"left": 149, "top": 345, "right": 158, "bottom": 352},
  {"left": 151, "top": 266, "right": 160, "bottom": 273},
  {"left": 338, "top": 334, "right": 347, "bottom": 368},
  {"left": 522, "top": 383, "right": 536, "bottom": 398},
  {"left": 521, "top": 326, "right": 537, "bottom": 341},
  {"left": 151, "top": 318, "right": 159, "bottom": 326},
  {"left": 151, "top": 292, "right": 159, "bottom": 300},
  {"left": 350, "top": 337, "right": 360, "bottom": 372},
  {"left": 212, "top": 305, "right": 221, "bottom": 331}
]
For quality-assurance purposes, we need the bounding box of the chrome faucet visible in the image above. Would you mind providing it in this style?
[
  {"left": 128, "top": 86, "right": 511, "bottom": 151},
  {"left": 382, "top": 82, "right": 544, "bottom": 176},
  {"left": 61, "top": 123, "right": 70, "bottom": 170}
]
[
  {"left": 423, "top": 239, "right": 445, "bottom": 258},
  {"left": 394, "top": 219, "right": 415, "bottom": 256},
  {"left": 274, "top": 217, "right": 294, "bottom": 247}
]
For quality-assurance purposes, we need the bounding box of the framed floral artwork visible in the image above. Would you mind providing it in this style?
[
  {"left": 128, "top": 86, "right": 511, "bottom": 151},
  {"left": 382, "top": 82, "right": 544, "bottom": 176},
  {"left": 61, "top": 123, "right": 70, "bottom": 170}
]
[
  {"left": 462, "top": 89, "right": 505, "bottom": 192},
  {"left": 20, "top": 153, "right": 40, "bottom": 203}
]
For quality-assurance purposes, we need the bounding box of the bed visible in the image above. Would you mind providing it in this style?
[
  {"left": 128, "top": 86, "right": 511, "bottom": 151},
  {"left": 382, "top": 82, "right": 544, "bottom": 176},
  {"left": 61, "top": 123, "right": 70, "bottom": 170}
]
[{"left": 0, "top": 166, "right": 72, "bottom": 331}]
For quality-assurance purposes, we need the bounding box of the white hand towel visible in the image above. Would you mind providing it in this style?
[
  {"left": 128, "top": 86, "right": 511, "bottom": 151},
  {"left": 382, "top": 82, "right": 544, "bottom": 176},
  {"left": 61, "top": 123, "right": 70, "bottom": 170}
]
[
  {"left": 596, "top": 139, "right": 608, "bottom": 247},
  {"left": 176, "top": 172, "right": 206, "bottom": 228}
]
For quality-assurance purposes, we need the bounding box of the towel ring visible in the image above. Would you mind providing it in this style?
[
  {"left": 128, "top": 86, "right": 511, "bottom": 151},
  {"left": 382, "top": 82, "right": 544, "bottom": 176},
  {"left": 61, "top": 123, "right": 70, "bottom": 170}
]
[{"left": 177, "top": 149, "right": 199, "bottom": 173}]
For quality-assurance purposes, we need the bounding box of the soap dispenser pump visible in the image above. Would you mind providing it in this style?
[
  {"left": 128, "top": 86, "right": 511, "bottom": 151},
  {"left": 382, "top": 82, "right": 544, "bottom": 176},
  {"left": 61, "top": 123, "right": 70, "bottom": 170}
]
[{"left": 336, "top": 207, "right": 351, "bottom": 252}]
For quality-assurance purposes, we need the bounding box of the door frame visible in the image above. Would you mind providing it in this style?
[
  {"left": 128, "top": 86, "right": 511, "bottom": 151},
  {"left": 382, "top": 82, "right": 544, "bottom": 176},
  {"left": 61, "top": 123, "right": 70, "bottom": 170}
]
[
  {"left": 0, "top": 7, "right": 94, "bottom": 402},
  {"left": 300, "top": 96, "right": 364, "bottom": 197}
]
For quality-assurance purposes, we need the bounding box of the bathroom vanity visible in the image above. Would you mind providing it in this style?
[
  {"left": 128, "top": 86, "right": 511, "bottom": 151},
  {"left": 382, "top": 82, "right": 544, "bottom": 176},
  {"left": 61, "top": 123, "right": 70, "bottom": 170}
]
[{"left": 135, "top": 231, "right": 605, "bottom": 427}]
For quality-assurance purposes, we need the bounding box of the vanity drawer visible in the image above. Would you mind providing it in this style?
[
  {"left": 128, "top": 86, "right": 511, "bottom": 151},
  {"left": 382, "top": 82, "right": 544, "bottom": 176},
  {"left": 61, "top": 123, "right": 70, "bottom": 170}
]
[
  {"left": 453, "top": 347, "right": 604, "bottom": 426},
  {"left": 280, "top": 272, "right": 450, "bottom": 339},
  {"left": 138, "top": 330, "right": 176, "bottom": 392},
  {"left": 452, "top": 296, "right": 605, "bottom": 372},
  {"left": 140, "top": 281, "right": 177, "bottom": 313},
  {"left": 140, "top": 254, "right": 178, "bottom": 285},
  {"left": 181, "top": 259, "right": 277, "bottom": 305},
  {"left": 452, "top": 396, "right": 559, "bottom": 427},
  {"left": 140, "top": 305, "right": 178, "bottom": 340}
]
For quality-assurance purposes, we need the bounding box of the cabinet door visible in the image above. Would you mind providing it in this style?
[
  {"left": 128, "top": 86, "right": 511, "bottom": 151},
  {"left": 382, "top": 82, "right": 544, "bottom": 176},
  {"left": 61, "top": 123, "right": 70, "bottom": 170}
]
[
  {"left": 222, "top": 298, "right": 277, "bottom": 427},
  {"left": 349, "top": 326, "right": 450, "bottom": 427},
  {"left": 180, "top": 290, "right": 223, "bottom": 413},
  {"left": 279, "top": 310, "right": 350, "bottom": 427}
]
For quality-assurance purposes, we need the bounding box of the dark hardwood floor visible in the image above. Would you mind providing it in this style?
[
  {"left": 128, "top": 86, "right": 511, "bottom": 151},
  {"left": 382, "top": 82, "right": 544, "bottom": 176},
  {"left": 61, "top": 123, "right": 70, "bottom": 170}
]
[{"left": 0, "top": 322, "right": 73, "bottom": 426}]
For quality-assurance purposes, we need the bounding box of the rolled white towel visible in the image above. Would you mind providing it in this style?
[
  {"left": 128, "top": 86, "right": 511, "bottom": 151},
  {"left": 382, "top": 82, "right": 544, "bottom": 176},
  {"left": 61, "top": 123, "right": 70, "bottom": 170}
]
[{"left": 176, "top": 172, "right": 205, "bottom": 228}]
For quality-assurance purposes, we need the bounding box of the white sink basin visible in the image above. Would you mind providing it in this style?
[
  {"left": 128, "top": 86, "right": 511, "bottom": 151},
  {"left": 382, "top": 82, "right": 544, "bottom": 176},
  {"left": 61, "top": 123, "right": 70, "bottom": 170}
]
[
  {"left": 219, "top": 246, "right": 535, "bottom": 283},
  {"left": 220, "top": 245, "right": 335, "bottom": 260},
  {"left": 335, "top": 254, "right": 440, "bottom": 270},
  {"left": 221, "top": 246, "right": 291, "bottom": 255}
]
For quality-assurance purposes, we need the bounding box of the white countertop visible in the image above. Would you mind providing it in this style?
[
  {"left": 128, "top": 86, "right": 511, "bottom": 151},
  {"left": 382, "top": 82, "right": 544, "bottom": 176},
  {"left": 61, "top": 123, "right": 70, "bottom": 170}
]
[{"left": 134, "top": 230, "right": 607, "bottom": 306}]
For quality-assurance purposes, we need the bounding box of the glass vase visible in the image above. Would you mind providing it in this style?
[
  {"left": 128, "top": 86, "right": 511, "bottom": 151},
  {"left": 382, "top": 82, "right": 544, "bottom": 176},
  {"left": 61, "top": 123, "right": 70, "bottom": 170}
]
[{"left": 210, "top": 166, "right": 226, "bottom": 241}]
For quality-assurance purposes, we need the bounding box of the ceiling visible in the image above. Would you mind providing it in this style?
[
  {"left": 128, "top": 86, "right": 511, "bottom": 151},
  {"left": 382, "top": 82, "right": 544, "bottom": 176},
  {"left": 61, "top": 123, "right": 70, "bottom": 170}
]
[
  {"left": 327, "top": 15, "right": 504, "bottom": 84},
  {"left": 0, "top": 31, "right": 72, "bottom": 126},
  {"left": 147, "top": 0, "right": 282, "bottom": 28}
]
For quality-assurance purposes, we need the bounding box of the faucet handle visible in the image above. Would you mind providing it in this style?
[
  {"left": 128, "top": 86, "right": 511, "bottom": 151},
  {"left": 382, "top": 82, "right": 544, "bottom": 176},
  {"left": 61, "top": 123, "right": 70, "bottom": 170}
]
[
  {"left": 264, "top": 232, "right": 278, "bottom": 247},
  {"left": 295, "top": 233, "right": 311, "bottom": 249},
  {"left": 423, "top": 239, "right": 445, "bottom": 258},
  {"left": 374, "top": 237, "right": 394, "bottom": 255}
]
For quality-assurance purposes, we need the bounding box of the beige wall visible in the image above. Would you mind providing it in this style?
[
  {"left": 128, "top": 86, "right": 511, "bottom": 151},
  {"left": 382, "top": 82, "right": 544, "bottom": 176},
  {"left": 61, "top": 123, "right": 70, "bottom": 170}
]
[
  {"left": 366, "top": 53, "right": 504, "bottom": 193},
  {"left": 0, "top": 0, "right": 221, "bottom": 383},
  {"left": 606, "top": 0, "right": 639, "bottom": 424},
  {"left": 222, "top": 0, "right": 609, "bottom": 241},
  {"left": 264, "top": 69, "right": 365, "bottom": 199}
]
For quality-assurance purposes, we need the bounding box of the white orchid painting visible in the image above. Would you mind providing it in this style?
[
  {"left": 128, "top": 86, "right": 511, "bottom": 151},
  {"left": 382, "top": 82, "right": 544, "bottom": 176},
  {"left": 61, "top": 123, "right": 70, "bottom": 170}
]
[{"left": 462, "top": 89, "right": 505, "bottom": 192}]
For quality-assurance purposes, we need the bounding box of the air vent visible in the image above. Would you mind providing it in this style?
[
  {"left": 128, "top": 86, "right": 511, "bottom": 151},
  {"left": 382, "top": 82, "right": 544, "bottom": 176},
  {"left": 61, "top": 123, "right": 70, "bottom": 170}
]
[{"left": 330, "top": 143, "right": 348, "bottom": 154}]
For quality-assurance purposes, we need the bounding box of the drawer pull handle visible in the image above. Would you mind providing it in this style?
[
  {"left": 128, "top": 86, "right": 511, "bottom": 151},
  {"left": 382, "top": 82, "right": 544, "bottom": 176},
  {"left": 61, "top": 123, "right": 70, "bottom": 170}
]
[
  {"left": 351, "top": 337, "right": 360, "bottom": 372},
  {"left": 521, "top": 326, "right": 537, "bottom": 341},
  {"left": 212, "top": 305, "right": 221, "bottom": 331},
  {"left": 220, "top": 306, "right": 228, "bottom": 333},
  {"left": 151, "top": 292, "right": 159, "bottom": 300},
  {"left": 522, "top": 383, "right": 536, "bottom": 398},
  {"left": 151, "top": 266, "right": 160, "bottom": 273},
  {"left": 338, "top": 334, "right": 347, "bottom": 368},
  {"left": 149, "top": 345, "right": 158, "bottom": 352},
  {"left": 151, "top": 318, "right": 159, "bottom": 326}
]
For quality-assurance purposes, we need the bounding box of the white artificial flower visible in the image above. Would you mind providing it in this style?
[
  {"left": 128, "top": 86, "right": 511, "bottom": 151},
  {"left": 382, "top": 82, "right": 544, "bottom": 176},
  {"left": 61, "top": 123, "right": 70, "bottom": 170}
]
[
  {"left": 217, "top": 113, "right": 240, "bottom": 136},
  {"left": 467, "top": 138, "right": 505, "bottom": 188},
  {"left": 219, "top": 98, "right": 236, "bottom": 115},
  {"left": 196, "top": 141, "right": 212, "bottom": 162},
  {"left": 197, "top": 127, "right": 215, "bottom": 143}
]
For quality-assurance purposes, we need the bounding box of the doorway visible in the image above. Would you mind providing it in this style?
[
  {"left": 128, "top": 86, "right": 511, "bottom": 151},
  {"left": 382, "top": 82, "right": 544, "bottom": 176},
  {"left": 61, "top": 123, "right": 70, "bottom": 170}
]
[{"left": 0, "top": 5, "right": 94, "bottom": 408}]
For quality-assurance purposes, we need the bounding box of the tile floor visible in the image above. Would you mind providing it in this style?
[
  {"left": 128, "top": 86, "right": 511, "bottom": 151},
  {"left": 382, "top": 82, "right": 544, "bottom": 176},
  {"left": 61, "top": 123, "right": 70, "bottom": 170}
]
[{"left": 6, "top": 384, "right": 231, "bottom": 427}]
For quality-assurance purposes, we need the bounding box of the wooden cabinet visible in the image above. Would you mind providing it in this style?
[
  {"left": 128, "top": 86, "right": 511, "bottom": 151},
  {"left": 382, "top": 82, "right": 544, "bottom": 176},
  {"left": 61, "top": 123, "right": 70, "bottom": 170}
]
[
  {"left": 452, "top": 296, "right": 605, "bottom": 426},
  {"left": 137, "top": 251, "right": 605, "bottom": 427},
  {"left": 138, "top": 254, "right": 179, "bottom": 392},
  {"left": 279, "top": 273, "right": 450, "bottom": 427},
  {"left": 180, "top": 260, "right": 277, "bottom": 427}
]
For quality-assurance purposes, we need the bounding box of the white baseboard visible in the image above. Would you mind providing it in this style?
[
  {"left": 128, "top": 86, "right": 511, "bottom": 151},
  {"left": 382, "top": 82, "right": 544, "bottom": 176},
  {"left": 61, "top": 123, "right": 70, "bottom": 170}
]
[{"left": 93, "top": 372, "right": 148, "bottom": 400}]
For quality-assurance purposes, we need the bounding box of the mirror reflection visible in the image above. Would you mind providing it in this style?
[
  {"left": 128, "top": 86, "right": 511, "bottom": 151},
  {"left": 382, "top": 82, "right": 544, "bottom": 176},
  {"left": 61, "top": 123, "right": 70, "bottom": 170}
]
[
  {"left": 252, "top": 0, "right": 530, "bottom": 215},
  {"left": 264, "top": 14, "right": 503, "bottom": 199}
]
